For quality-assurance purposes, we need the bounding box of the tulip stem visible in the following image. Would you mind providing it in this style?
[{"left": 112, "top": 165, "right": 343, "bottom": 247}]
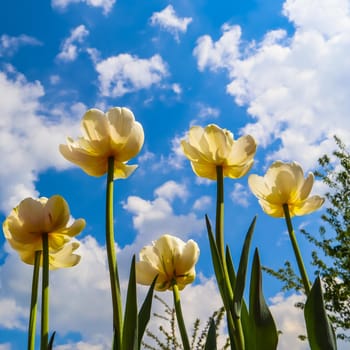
[
  {"left": 172, "top": 283, "right": 190, "bottom": 350},
  {"left": 28, "top": 250, "right": 41, "bottom": 350},
  {"left": 106, "top": 156, "right": 123, "bottom": 349},
  {"left": 215, "top": 166, "right": 225, "bottom": 261},
  {"left": 283, "top": 204, "right": 311, "bottom": 295},
  {"left": 40, "top": 234, "right": 49, "bottom": 350},
  {"left": 215, "top": 165, "right": 245, "bottom": 350}
]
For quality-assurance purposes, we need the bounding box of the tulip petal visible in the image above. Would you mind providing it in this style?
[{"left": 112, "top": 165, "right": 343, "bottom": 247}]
[
  {"left": 81, "top": 109, "right": 109, "bottom": 144},
  {"left": 17, "top": 198, "right": 46, "bottom": 236},
  {"left": 59, "top": 144, "right": 108, "bottom": 176},
  {"left": 298, "top": 173, "right": 314, "bottom": 200},
  {"left": 114, "top": 122, "right": 144, "bottom": 162},
  {"left": 175, "top": 240, "right": 200, "bottom": 275},
  {"left": 49, "top": 242, "right": 81, "bottom": 270},
  {"left": 292, "top": 196, "right": 325, "bottom": 216},
  {"left": 224, "top": 161, "right": 254, "bottom": 179},
  {"left": 191, "top": 161, "right": 217, "bottom": 180},
  {"left": 204, "top": 125, "right": 231, "bottom": 161},
  {"left": 56, "top": 219, "right": 86, "bottom": 238},
  {"left": 136, "top": 261, "right": 160, "bottom": 285},
  {"left": 44, "top": 195, "right": 70, "bottom": 232},
  {"left": 227, "top": 135, "right": 256, "bottom": 165}
]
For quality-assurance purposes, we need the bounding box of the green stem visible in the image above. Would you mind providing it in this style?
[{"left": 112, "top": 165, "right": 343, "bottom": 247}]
[
  {"left": 40, "top": 234, "right": 49, "bottom": 350},
  {"left": 172, "top": 283, "right": 190, "bottom": 350},
  {"left": 106, "top": 156, "right": 123, "bottom": 349},
  {"left": 283, "top": 204, "right": 311, "bottom": 295},
  {"left": 28, "top": 250, "right": 41, "bottom": 350},
  {"left": 215, "top": 166, "right": 225, "bottom": 261},
  {"left": 215, "top": 166, "right": 245, "bottom": 350}
]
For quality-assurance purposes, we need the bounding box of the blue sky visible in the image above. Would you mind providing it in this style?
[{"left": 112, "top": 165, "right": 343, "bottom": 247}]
[{"left": 0, "top": 0, "right": 349, "bottom": 349}]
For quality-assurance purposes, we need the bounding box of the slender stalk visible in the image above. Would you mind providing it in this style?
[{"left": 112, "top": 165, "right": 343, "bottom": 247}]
[
  {"left": 172, "top": 283, "right": 190, "bottom": 350},
  {"left": 283, "top": 204, "right": 311, "bottom": 295},
  {"left": 28, "top": 250, "right": 41, "bottom": 350},
  {"left": 40, "top": 234, "right": 49, "bottom": 350},
  {"left": 215, "top": 166, "right": 245, "bottom": 350},
  {"left": 215, "top": 166, "right": 225, "bottom": 261},
  {"left": 105, "top": 156, "right": 123, "bottom": 349}
]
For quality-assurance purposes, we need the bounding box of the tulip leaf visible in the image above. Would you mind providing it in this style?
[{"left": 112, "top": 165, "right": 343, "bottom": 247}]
[
  {"left": 233, "top": 216, "right": 257, "bottom": 318},
  {"left": 205, "top": 215, "right": 227, "bottom": 305},
  {"left": 304, "top": 276, "right": 337, "bottom": 350},
  {"left": 225, "top": 245, "right": 237, "bottom": 289},
  {"left": 48, "top": 331, "right": 56, "bottom": 350},
  {"left": 249, "top": 248, "right": 278, "bottom": 350},
  {"left": 204, "top": 317, "right": 217, "bottom": 350},
  {"left": 122, "top": 255, "right": 138, "bottom": 350},
  {"left": 226, "top": 246, "right": 250, "bottom": 347},
  {"left": 138, "top": 275, "right": 157, "bottom": 349}
]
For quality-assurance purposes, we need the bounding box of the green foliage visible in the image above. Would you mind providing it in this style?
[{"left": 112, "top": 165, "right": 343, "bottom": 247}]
[
  {"left": 265, "top": 136, "right": 350, "bottom": 341},
  {"left": 304, "top": 277, "right": 337, "bottom": 350},
  {"left": 142, "top": 295, "right": 229, "bottom": 350}
]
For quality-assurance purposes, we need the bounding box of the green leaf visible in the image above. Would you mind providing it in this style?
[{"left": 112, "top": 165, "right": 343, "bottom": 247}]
[
  {"left": 206, "top": 215, "right": 236, "bottom": 348},
  {"left": 249, "top": 248, "right": 278, "bottom": 350},
  {"left": 233, "top": 216, "right": 257, "bottom": 318},
  {"left": 47, "top": 331, "right": 56, "bottom": 350},
  {"left": 226, "top": 246, "right": 250, "bottom": 347},
  {"left": 204, "top": 318, "right": 217, "bottom": 350},
  {"left": 122, "top": 255, "right": 138, "bottom": 350},
  {"left": 138, "top": 275, "right": 157, "bottom": 349},
  {"left": 205, "top": 215, "right": 227, "bottom": 306},
  {"left": 225, "top": 245, "right": 236, "bottom": 289},
  {"left": 304, "top": 276, "right": 337, "bottom": 350}
]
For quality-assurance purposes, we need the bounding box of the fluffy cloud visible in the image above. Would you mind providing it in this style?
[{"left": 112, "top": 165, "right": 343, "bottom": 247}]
[
  {"left": 230, "top": 183, "right": 250, "bottom": 207},
  {"left": 154, "top": 180, "right": 188, "bottom": 201},
  {"left": 95, "top": 54, "right": 168, "bottom": 97},
  {"left": 52, "top": 0, "right": 115, "bottom": 15},
  {"left": 193, "top": 195, "right": 212, "bottom": 211},
  {"left": 0, "top": 34, "right": 42, "bottom": 57},
  {"left": 57, "top": 25, "right": 89, "bottom": 62},
  {"left": 193, "top": 24, "right": 241, "bottom": 72},
  {"left": 0, "top": 66, "right": 85, "bottom": 213},
  {"left": 150, "top": 5, "right": 192, "bottom": 41},
  {"left": 122, "top": 181, "right": 203, "bottom": 243},
  {"left": 193, "top": 0, "right": 350, "bottom": 170}
]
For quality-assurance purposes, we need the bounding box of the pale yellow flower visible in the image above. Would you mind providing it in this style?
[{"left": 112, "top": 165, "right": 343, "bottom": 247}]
[
  {"left": 248, "top": 161, "right": 325, "bottom": 218},
  {"left": 181, "top": 124, "right": 257, "bottom": 180},
  {"left": 59, "top": 107, "right": 144, "bottom": 179},
  {"left": 3, "top": 195, "right": 85, "bottom": 267},
  {"left": 136, "top": 234, "right": 200, "bottom": 291}
]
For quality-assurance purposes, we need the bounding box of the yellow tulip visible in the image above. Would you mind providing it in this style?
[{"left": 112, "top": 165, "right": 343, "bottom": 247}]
[
  {"left": 181, "top": 124, "right": 257, "bottom": 180},
  {"left": 59, "top": 107, "right": 144, "bottom": 179},
  {"left": 248, "top": 161, "right": 325, "bottom": 218},
  {"left": 3, "top": 195, "right": 85, "bottom": 267},
  {"left": 136, "top": 234, "right": 200, "bottom": 291}
]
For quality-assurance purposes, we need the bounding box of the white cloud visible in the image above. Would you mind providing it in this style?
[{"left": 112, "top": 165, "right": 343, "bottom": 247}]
[
  {"left": 0, "top": 34, "right": 42, "bottom": 57},
  {"left": 123, "top": 188, "right": 203, "bottom": 243},
  {"left": 95, "top": 54, "right": 168, "bottom": 97},
  {"left": 57, "top": 25, "right": 89, "bottom": 62},
  {"left": 193, "top": 0, "right": 350, "bottom": 171},
  {"left": 193, "top": 195, "right": 212, "bottom": 211},
  {"left": 154, "top": 180, "right": 188, "bottom": 202},
  {"left": 52, "top": 0, "right": 115, "bottom": 15},
  {"left": 0, "top": 66, "right": 85, "bottom": 213},
  {"left": 193, "top": 24, "right": 241, "bottom": 72},
  {"left": 0, "top": 344, "right": 11, "bottom": 350},
  {"left": 230, "top": 183, "right": 250, "bottom": 207},
  {"left": 270, "top": 293, "right": 308, "bottom": 349},
  {"left": 196, "top": 103, "right": 220, "bottom": 119},
  {"left": 150, "top": 5, "right": 192, "bottom": 41},
  {"left": 171, "top": 83, "right": 182, "bottom": 94}
]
